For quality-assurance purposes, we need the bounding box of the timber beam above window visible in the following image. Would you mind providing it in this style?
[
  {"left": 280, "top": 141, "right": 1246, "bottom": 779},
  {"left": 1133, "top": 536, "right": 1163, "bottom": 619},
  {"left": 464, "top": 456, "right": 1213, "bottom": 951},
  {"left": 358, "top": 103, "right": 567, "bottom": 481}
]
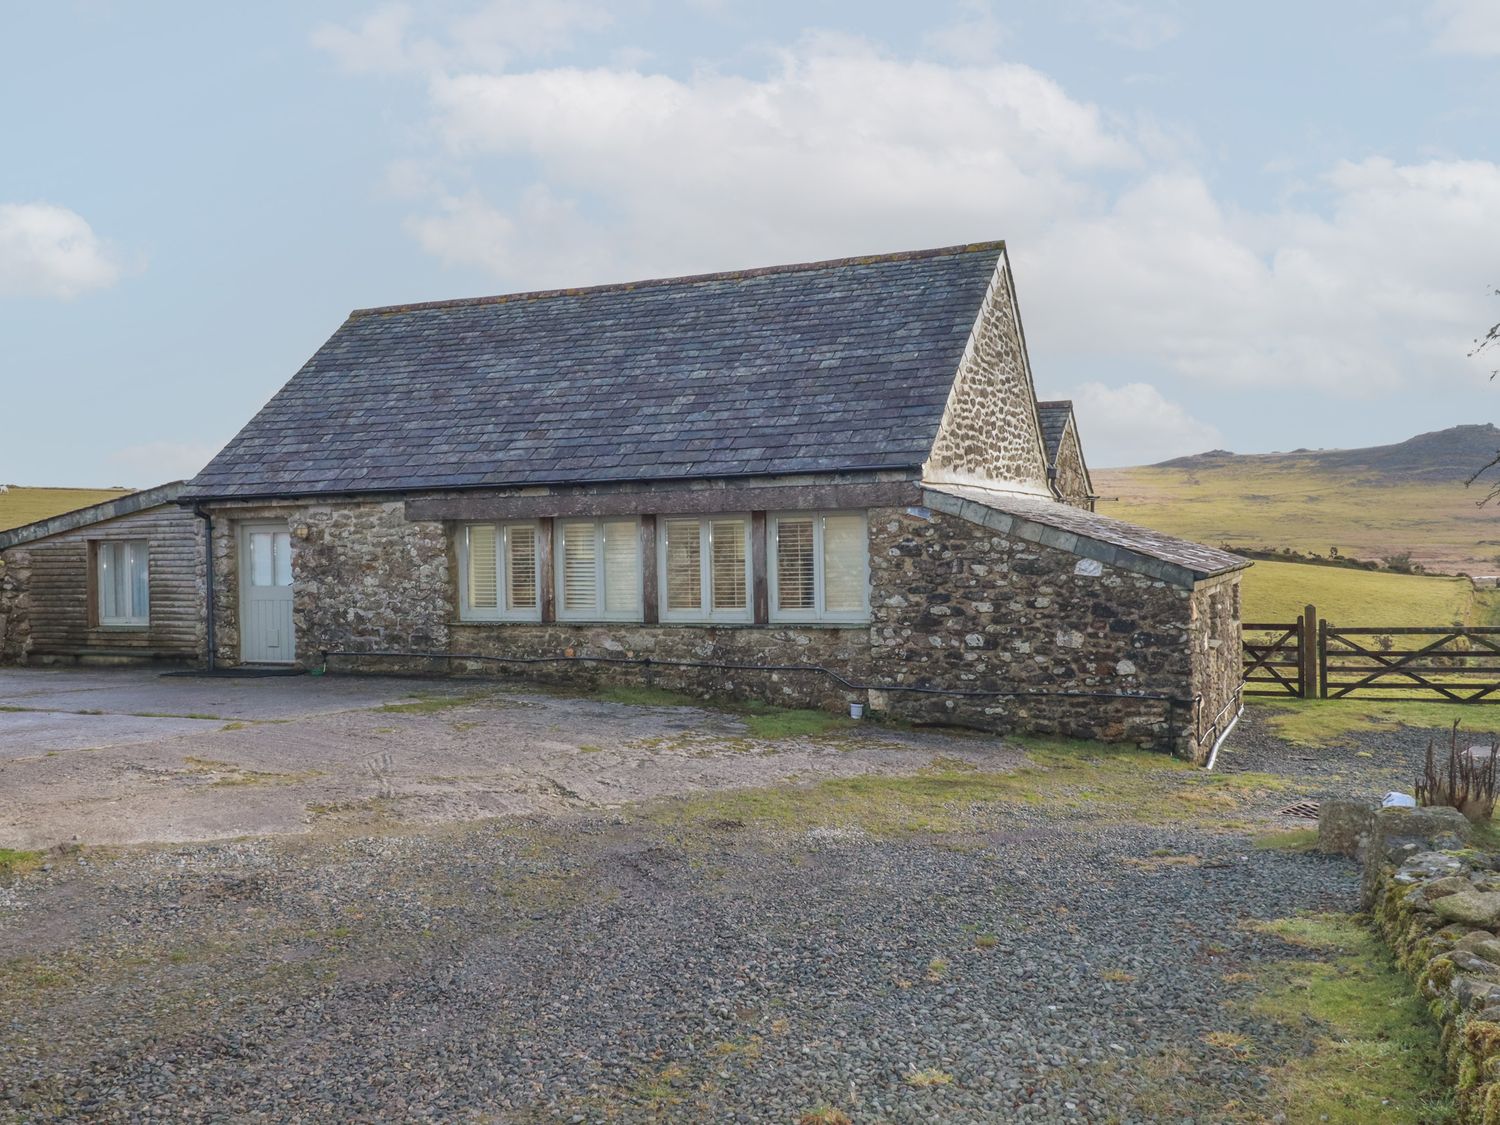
[{"left": 404, "top": 481, "right": 919, "bottom": 523}]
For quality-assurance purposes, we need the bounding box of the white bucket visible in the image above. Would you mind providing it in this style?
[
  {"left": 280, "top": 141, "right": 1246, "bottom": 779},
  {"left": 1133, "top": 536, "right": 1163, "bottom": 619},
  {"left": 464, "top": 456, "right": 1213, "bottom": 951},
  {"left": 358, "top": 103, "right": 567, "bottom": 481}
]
[{"left": 849, "top": 703, "right": 865, "bottom": 720}]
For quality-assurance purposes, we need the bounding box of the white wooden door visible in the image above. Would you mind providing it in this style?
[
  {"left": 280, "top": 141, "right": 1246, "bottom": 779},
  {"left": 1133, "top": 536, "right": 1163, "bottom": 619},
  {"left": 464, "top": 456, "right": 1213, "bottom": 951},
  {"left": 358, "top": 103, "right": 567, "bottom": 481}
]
[{"left": 240, "top": 524, "right": 295, "bottom": 664}]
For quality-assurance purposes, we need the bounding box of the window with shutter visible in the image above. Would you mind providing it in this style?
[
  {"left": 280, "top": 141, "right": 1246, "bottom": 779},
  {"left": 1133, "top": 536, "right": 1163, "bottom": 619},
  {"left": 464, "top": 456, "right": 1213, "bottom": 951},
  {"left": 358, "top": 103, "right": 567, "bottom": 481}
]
[
  {"left": 769, "top": 511, "right": 868, "bottom": 622},
  {"left": 507, "top": 524, "right": 538, "bottom": 611},
  {"left": 560, "top": 521, "right": 597, "bottom": 614},
  {"left": 775, "top": 517, "right": 815, "bottom": 612},
  {"left": 458, "top": 521, "right": 541, "bottom": 622},
  {"left": 710, "top": 519, "right": 746, "bottom": 611},
  {"left": 663, "top": 517, "right": 701, "bottom": 614},
  {"left": 602, "top": 519, "right": 641, "bottom": 616},
  {"left": 659, "top": 515, "right": 752, "bottom": 622},
  {"left": 466, "top": 525, "right": 499, "bottom": 612},
  {"left": 822, "top": 514, "right": 865, "bottom": 614},
  {"left": 556, "top": 518, "right": 643, "bottom": 621}
]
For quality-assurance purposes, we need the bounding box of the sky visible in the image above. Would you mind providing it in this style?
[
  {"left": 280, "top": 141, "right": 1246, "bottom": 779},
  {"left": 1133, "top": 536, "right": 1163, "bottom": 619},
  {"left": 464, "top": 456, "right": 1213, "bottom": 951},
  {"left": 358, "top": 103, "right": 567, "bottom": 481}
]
[{"left": 2, "top": 1, "right": 1499, "bottom": 486}]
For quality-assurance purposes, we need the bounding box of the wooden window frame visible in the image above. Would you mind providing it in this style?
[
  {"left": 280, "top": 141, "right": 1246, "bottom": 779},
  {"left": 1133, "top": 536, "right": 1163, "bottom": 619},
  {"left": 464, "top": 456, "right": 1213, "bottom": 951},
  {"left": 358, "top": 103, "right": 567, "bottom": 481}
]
[
  {"left": 94, "top": 538, "right": 151, "bottom": 629},
  {"left": 553, "top": 517, "right": 644, "bottom": 623},
  {"left": 768, "top": 511, "right": 870, "bottom": 624},
  {"left": 455, "top": 520, "right": 543, "bottom": 623},
  {"left": 657, "top": 514, "right": 754, "bottom": 625}
]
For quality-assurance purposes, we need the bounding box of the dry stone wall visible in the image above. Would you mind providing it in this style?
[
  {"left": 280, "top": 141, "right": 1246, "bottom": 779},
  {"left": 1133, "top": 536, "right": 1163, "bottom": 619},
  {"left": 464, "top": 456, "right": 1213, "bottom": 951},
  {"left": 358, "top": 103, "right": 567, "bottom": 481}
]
[
  {"left": 924, "top": 262, "right": 1051, "bottom": 494},
  {"left": 1322, "top": 801, "right": 1500, "bottom": 1124}
]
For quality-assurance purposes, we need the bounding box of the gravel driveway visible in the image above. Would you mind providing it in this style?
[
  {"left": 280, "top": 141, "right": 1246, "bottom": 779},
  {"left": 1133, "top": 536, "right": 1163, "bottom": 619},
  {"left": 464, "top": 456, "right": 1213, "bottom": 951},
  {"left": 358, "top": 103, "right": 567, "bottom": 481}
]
[{"left": 0, "top": 680, "right": 1443, "bottom": 1123}]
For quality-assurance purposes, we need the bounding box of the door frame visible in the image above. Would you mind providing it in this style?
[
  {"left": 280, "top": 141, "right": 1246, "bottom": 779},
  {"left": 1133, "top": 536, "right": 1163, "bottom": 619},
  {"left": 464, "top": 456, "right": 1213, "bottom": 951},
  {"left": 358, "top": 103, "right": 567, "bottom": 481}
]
[{"left": 238, "top": 521, "right": 295, "bottom": 665}]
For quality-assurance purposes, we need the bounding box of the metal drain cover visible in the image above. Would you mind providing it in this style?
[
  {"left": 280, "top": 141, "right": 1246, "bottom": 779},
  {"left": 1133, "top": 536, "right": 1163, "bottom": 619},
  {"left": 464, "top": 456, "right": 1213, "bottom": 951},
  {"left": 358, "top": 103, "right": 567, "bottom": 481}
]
[{"left": 1278, "top": 800, "right": 1321, "bottom": 820}]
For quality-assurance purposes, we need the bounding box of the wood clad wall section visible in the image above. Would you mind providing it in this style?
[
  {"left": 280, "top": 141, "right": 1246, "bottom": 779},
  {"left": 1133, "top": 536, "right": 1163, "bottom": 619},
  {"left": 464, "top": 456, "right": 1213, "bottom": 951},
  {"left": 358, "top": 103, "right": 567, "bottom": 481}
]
[{"left": 24, "top": 505, "right": 205, "bottom": 657}]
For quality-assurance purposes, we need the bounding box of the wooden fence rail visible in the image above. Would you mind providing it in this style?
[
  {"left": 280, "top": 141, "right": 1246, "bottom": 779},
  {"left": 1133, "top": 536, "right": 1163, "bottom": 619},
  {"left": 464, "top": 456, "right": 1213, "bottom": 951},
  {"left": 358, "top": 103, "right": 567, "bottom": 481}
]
[
  {"left": 1242, "top": 605, "right": 1500, "bottom": 703},
  {"left": 1242, "top": 604, "right": 1316, "bottom": 699},
  {"left": 1319, "top": 625, "right": 1500, "bottom": 703}
]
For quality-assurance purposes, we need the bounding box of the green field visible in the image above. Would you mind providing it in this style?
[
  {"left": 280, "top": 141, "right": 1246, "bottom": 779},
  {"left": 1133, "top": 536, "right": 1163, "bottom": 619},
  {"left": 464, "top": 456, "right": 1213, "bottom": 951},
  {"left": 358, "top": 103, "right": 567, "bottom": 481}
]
[
  {"left": 1240, "top": 559, "right": 1497, "bottom": 627},
  {"left": 1095, "top": 461, "right": 1496, "bottom": 577},
  {"left": 0, "top": 486, "right": 132, "bottom": 533}
]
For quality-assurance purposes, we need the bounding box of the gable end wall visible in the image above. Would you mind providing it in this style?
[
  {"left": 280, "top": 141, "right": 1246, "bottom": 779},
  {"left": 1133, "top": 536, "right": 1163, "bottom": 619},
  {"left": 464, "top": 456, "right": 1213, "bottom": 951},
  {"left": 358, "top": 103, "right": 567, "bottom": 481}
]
[{"left": 923, "top": 256, "right": 1052, "bottom": 496}]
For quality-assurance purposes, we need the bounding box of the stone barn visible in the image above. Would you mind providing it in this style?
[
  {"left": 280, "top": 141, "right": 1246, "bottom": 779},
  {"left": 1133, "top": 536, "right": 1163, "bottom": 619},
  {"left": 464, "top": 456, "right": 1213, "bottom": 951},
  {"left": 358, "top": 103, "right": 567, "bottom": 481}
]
[{"left": 180, "top": 241, "right": 1248, "bottom": 761}]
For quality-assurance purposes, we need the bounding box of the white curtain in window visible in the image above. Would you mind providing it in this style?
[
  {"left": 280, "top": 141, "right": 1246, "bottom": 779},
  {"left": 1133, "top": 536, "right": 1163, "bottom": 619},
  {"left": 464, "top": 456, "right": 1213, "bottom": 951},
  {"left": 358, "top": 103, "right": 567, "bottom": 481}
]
[{"left": 99, "top": 540, "right": 149, "bottom": 623}]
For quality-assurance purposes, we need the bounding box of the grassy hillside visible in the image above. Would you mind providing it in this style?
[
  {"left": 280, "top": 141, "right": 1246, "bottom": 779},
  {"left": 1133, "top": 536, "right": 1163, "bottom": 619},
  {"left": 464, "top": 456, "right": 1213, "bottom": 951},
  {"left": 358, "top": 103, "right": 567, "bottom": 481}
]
[
  {"left": 1240, "top": 559, "right": 1496, "bottom": 626},
  {"left": 0, "top": 486, "right": 132, "bottom": 533},
  {"left": 1094, "top": 424, "right": 1500, "bottom": 576}
]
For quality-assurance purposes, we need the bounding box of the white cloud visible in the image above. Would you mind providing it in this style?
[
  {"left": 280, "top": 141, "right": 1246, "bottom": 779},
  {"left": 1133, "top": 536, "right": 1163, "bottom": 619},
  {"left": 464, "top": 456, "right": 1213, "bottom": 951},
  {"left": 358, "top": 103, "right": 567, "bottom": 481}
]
[
  {"left": 0, "top": 203, "right": 122, "bottom": 299},
  {"left": 421, "top": 37, "right": 1134, "bottom": 282},
  {"left": 1429, "top": 0, "right": 1500, "bottom": 55},
  {"left": 1066, "top": 382, "right": 1222, "bottom": 466},
  {"left": 106, "top": 440, "right": 221, "bottom": 485},
  {"left": 311, "top": 0, "right": 610, "bottom": 74},
  {"left": 1018, "top": 157, "right": 1500, "bottom": 392}
]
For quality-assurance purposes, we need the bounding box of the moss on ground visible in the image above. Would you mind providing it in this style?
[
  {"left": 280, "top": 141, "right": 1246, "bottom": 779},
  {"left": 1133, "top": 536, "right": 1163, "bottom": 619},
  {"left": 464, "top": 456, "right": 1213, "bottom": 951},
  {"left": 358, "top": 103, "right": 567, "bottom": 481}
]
[
  {"left": 1249, "top": 912, "right": 1451, "bottom": 1124},
  {"left": 1251, "top": 699, "right": 1500, "bottom": 747},
  {"left": 0, "top": 848, "right": 43, "bottom": 877}
]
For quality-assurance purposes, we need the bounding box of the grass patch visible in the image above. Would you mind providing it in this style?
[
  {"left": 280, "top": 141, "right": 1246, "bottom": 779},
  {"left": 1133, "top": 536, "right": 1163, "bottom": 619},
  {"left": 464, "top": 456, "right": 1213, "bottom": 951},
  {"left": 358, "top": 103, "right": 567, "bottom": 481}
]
[
  {"left": 905, "top": 1068, "right": 953, "bottom": 1089},
  {"left": 650, "top": 738, "right": 1298, "bottom": 837},
  {"left": 1249, "top": 912, "right": 1450, "bottom": 1123},
  {"left": 1254, "top": 827, "right": 1320, "bottom": 852},
  {"left": 595, "top": 684, "right": 854, "bottom": 740},
  {"left": 1239, "top": 560, "right": 1482, "bottom": 628},
  {"left": 1250, "top": 698, "right": 1500, "bottom": 747},
  {"left": 0, "top": 848, "right": 43, "bottom": 877}
]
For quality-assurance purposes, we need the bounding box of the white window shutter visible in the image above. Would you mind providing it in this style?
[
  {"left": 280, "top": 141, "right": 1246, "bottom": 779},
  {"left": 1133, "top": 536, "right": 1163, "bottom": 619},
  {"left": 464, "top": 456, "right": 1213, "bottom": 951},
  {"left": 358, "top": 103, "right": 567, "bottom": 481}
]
[
  {"left": 507, "top": 524, "right": 538, "bottom": 610},
  {"left": 710, "top": 519, "right": 747, "bottom": 610},
  {"left": 664, "top": 518, "right": 702, "bottom": 612},
  {"left": 775, "top": 517, "right": 815, "bottom": 612},
  {"left": 562, "top": 521, "right": 598, "bottom": 612},
  {"left": 821, "top": 514, "right": 866, "bottom": 613},
  {"left": 602, "top": 519, "right": 640, "bottom": 614},
  {"left": 467, "top": 525, "right": 499, "bottom": 610}
]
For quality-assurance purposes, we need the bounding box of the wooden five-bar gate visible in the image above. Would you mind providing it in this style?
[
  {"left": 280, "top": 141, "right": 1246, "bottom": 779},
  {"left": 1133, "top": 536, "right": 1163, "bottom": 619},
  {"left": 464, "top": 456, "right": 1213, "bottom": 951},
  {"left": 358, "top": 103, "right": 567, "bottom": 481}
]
[{"left": 1243, "top": 604, "right": 1500, "bottom": 703}]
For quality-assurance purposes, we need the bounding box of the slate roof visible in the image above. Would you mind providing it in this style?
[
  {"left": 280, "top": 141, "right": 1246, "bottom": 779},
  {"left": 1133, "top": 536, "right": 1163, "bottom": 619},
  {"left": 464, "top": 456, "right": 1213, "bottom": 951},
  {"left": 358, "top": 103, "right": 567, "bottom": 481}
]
[
  {"left": 184, "top": 243, "right": 1008, "bottom": 501},
  {"left": 1035, "top": 400, "right": 1073, "bottom": 465},
  {"left": 922, "top": 483, "right": 1249, "bottom": 586}
]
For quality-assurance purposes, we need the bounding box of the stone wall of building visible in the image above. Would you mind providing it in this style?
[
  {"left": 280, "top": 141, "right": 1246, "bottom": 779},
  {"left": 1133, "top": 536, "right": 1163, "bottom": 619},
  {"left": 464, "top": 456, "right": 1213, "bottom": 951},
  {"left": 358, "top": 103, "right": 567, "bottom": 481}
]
[
  {"left": 1051, "top": 425, "right": 1093, "bottom": 511},
  {"left": 205, "top": 493, "right": 1227, "bottom": 758},
  {"left": 865, "top": 506, "right": 1201, "bottom": 756},
  {"left": 0, "top": 548, "right": 31, "bottom": 663},
  {"left": 924, "top": 262, "right": 1052, "bottom": 494},
  {"left": 1189, "top": 572, "right": 1244, "bottom": 755},
  {"left": 207, "top": 500, "right": 450, "bottom": 667}
]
